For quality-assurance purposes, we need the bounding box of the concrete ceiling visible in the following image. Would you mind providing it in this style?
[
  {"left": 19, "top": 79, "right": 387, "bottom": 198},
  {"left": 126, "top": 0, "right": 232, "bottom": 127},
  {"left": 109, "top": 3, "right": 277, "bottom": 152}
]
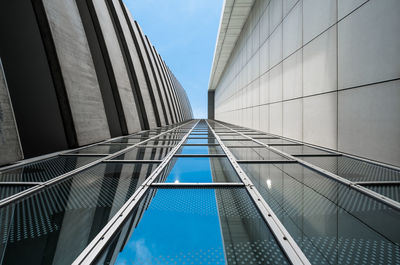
[{"left": 208, "top": 0, "right": 255, "bottom": 91}]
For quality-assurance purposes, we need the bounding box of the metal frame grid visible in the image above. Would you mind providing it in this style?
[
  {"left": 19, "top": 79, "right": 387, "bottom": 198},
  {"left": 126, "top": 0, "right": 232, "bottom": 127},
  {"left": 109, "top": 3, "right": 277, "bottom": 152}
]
[
  {"left": 212, "top": 120, "right": 400, "bottom": 210},
  {"left": 72, "top": 120, "right": 199, "bottom": 264},
  {"left": 206, "top": 120, "right": 311, "bottom": 265},
  {"left": 0, "top": 121, "right": 192, "bottom": 207}
]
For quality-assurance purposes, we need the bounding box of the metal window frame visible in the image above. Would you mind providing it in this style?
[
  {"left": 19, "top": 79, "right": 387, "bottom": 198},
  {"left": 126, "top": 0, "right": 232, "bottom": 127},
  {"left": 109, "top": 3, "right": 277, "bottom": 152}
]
[
  {"left": 206, "top": 120, "right": 312, "bottom": 265},
  {"left": 71, "top": 120, "right": 199, "bottom": 264},
  {"left": 214, "top": 121, "right": 400, "bottom": 211},
  {"left": 0, "top": 121, "right": 193, "bottom": 207}
]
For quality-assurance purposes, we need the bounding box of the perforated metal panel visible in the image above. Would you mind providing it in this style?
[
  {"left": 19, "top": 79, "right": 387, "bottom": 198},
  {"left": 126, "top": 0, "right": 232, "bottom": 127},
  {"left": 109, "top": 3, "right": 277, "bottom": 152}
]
[
  {"left": 0, "top": 156, "right": 101, "bottom": 182},
  {"left": 301, "top": 156, "right": 400, "bottom": 182}
]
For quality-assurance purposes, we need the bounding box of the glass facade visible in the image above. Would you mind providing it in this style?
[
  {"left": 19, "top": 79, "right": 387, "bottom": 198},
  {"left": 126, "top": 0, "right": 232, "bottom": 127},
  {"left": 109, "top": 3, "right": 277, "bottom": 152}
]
[{"left": 0, "top": 119, "right": 399, "bottom": 265}]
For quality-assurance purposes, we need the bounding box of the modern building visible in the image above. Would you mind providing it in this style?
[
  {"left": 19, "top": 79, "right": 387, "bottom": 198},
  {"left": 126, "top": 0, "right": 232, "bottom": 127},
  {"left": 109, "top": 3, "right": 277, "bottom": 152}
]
[
  {"left": 208, "top": 0, "right": 400, "bottom": 168},
  {"left": 0, "top": 0, "right": 192, "bottom": 166},
  {"left": 0, "top": 0, "right": 399, "bottom": 265}
]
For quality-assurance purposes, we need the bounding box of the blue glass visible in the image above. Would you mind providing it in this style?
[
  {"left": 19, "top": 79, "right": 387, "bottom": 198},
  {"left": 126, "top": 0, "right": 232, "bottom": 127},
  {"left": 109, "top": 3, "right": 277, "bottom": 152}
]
[
  {"left": 158, "top": 157, "right": 240, "bottom": 183},
  {"left": 185, "top": 138, "right": 217, "bottom": 144},
  {"left": 97, "top": 188, "right": 289, "bottom": 265},
  {"left": 178, "top": 145, "right": 224, "bottom": 154}
]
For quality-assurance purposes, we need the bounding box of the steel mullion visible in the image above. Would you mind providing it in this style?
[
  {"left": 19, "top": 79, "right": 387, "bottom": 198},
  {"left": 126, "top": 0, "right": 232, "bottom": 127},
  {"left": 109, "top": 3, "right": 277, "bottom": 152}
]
[
  {"left": 103, "top": 160, "right": 163, "bottom": 164},
  {"left": 237, "top": 160, "right": 297, "bottom": 164},
  {"left": 0, "top": 182, "right": 42, "bottom": 186},
  {"left": 0, "top": 121, "right": 193, "bottom": 207},
  {"left": 151, "top": 183, "right": 244, "bottom": 188},
  {"left": 355, "top": 181, "right": 400, "bottom": 185},
  {"left": 214, "top": 121, "right": 400, "bottom": 211},
  {"left": 60, "top": 153, "right": 109, "bottom": 157},
  {"left": 173, "top": 154, "right": 226, "bottom": 158},
  {"left": 72, "top": 120, "right": 199, "bottom": 265},
  {"left": 207, "top": 120, "right": 311, "bottom": 265}
]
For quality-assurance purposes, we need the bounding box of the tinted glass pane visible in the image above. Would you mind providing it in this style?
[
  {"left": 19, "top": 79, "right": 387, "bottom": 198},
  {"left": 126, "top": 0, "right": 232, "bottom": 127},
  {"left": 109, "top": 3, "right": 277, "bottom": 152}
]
[
  {"left": 218, "top": 135, "right": 248, "bottom": 140},
  {"left": 70, "top": 144, "right": 130, "bottom": 154},
  {"left": 257, "top": 139, "right": 298, "bottom": 145},
  {"left": 178, "top": 145, "right": 224, "bottom": 155},
  {"left": 140, "top": 140, "right": 179, "bottom": 146},
  {"left": 109, "top": 138, "right": 144, "bottom": 144},
  {"left": 0, "top": 163, "right": 160, "bottom": 265},
  {"left": 364, "top": 184, "right": 400, "bottom": 202},
  {"left": 96, "top": 188, "right": 289, "bottom": 265},
  {"left": 0, "top": 156, "right": 101, "bottom": 182},
  {"left": 112, "top": 147, "right": 173, "bottom": 160},
  {"left": 273, "top": 145, "right": 334, "bottom": 155},
  {"left": 222, "top": 140, "right": 261, "bottom": 147},
  {"left": 0, "top": 185, "right": 32, "bottom": 200},
  {"left": 230, "top": 147, "right": 289, "bottom": 160},
  {"left": 185, "top": 138, "right": 218, "bottom": 144},
  {"left": 301, "top": 156, "right": 400, "bottom": 182},
  {"left": 241, "top": 163, "right": 400, "bottom": 264},
  {"left": 156, "top": 157, "right": 240, "bottom": 183}
]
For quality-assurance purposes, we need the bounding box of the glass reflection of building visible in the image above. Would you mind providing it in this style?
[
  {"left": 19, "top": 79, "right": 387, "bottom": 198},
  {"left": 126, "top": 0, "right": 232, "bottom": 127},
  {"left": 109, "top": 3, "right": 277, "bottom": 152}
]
[{"left": 0, "top": 120, "right": 399, "bottom": 265}]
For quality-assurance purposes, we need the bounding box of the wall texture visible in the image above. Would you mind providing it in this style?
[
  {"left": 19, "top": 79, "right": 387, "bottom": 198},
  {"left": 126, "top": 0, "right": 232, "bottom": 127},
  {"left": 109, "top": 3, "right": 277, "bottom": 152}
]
[
  {"left": 0, "top": 0, "right": 192, "bottom": 165},
  {"left": 210, "top": 0, "right": 400, "bottom": 166}
]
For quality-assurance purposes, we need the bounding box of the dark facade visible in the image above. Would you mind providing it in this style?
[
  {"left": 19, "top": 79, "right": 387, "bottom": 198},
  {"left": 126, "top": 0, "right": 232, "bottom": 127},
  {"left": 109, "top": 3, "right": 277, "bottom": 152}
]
[{"left": 0, "top": 0, "right": 192, "bottom": 165}]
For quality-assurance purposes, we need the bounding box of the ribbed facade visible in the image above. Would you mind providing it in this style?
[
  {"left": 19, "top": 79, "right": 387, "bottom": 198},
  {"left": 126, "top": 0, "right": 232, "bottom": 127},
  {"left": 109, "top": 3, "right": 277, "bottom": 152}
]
[{"left": 0, "top": 0, "right": 192, "bottom": 165}]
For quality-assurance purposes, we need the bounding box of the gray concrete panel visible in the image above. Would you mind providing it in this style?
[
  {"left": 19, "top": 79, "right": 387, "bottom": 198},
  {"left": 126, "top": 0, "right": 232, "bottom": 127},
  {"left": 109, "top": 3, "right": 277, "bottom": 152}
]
[
  {"left": 111, "top": 0, "right": 157, "bottom": 128},
  {"left": 338, "top": 80, "right": 400, "bottom": 167},
  {"left": 134, "top": 22, "right": 165, "bottom": 125},
  {"left": 92, "top": 0, "right": 141, "bottom": 134},
  {"left": 43, "top": 0, "right": 110, "bottom": 145},
  {"left": 303, "top": 25, "right": 337, "bottom": 96},
  {"left": 0, "top": 61, "right": 23, "bottom": 165},
  {"left": 303, "top": 0, "right": 337, "bottom": 44},
  {"left": 338, "top": 0, "right": 400, "bottom": 89},
  {"left": 283, "top": 1, "right": 302, "bottom": 58},
  {"left": 303, "top": 92, "right": 337, "bottom": 149}
]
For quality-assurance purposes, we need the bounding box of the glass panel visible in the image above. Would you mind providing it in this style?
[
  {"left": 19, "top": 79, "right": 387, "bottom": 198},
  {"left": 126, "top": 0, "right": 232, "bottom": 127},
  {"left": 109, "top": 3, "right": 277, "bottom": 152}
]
[
  {"left": 218, "top": 135, "right": 248, "bottom": 140},
  {"left": 156, "top": 157, "right": 240, "bottom": 183},
  {"left": 140, "top": 140, "right": 180, "bottom": 146},
  {"left": 185, "top": 138, "right": 218, "bottom": 144},
  {"left": 364, "top": 184, "right": 400, "bottom": 202},
  {"left": 108, "top": 138, "right": 144, "bottom": 144},
  {"left": 178, "top": 145, "right": 224, "bottom": 155},
  {"left": 241, "top": 163, "right": 400, "bottom": 264},
  {"left": 222, "top": 140, "right": 261, "bottom": 147},
  {"left": 95, "top": 188, "right": 289, "bottom": 265},
  {"left": 0, "top": 156, "right": 101, "bottom": 182},
  {"left": 112, "top": 147, "right": 173, "bottom": 160},
  {"left": 0, "top": 163, "right": 160, "bottom": 265},
  {"left": 69, "top": 144, "right": 131, "bottom": 154},
  {"left": 301, "top": 156, "right": 400, "bottom": 182},
  {"left": 257, "top": 139, "right": 298, "bottom": 145},
  {"left": 230, "top": 147, "right": 289, "bottom": 161},
  {"left": 273, "top": 145, "right": 334, "bottom": 155},
  {"left": 0, "top": 185, "right": 32, "bottom": 200}
]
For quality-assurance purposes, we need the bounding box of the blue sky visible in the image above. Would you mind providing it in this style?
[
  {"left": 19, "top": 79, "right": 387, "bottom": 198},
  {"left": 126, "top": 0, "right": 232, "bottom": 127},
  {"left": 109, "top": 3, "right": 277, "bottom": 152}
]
[{"left": 124, "top": 0, "right": 223, "bottom": 118}]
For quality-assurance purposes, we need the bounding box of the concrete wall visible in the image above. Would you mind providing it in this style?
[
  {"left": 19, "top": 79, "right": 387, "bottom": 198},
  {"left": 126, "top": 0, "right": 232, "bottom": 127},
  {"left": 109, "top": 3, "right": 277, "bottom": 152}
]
[
  {"left": 0, "top": 60, "right": 23, "bottom": 165},
  {"left": 0, "top": 0, "right": 192, "bottom": 165},
  {"left": 213, "top": 0, "right": 400, "bottom": 166}
]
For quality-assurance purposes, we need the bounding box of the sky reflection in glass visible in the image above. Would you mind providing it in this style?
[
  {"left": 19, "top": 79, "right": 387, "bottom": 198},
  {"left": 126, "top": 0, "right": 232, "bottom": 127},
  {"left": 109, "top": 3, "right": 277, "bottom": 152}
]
[{"left": 114, "top": 188, "right": 225, "bottom": 265}]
